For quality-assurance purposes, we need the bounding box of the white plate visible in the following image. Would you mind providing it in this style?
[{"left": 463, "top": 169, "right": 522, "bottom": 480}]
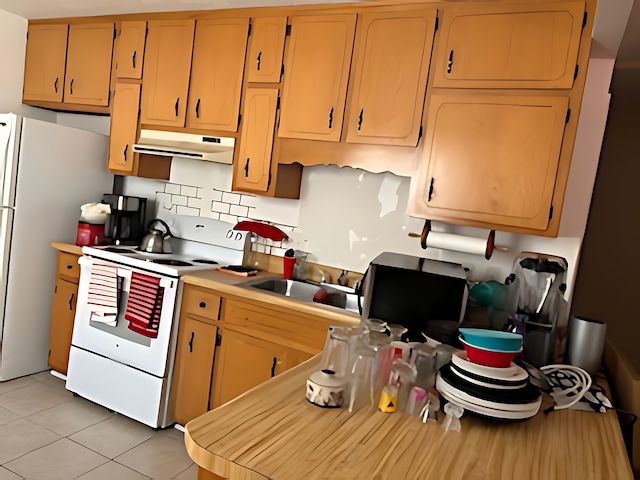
[
  {"left": 437, "top": 384, "right": 540, "bottom": 420},
  {"left": 450, "top": 363, "right": 527, "bottom": 390},
  {"left": 436, "top": 373, "right": 541, "bottom": 412},
  {"left": 451, "top": 351, "right": 528, "bottom": 381}
]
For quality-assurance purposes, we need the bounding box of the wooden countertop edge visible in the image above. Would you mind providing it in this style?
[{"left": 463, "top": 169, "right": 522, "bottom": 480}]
[
  {"left": 51, "top": 242, "right": 84, "bottom": 256},
  {"left": 182, "top": 273, "right": 360, "bottom": 326}
]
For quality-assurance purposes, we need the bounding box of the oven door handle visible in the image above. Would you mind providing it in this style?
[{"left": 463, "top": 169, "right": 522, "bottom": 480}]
[{"left": 116, "top": 267, "right": 174, "bottom": 289}]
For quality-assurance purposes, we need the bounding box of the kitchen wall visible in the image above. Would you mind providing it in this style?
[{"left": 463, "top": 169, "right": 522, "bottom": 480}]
[{"left": 0, "top": 9, "right": 54, "bottom": 120}]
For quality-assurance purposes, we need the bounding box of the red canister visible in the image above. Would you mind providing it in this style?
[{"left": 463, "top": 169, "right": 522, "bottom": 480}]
[{"left": 76, "top": 221, "right": 105, "bottom": 247}]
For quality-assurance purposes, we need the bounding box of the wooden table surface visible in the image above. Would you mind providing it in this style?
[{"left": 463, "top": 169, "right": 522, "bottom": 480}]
[{"left": 185, "top": 357, "right": 633, "bottom": 480}]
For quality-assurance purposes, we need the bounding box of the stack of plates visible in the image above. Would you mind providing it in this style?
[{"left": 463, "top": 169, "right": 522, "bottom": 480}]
[{"left": 435, "top": 351, "right": 541, "bottom": 420}]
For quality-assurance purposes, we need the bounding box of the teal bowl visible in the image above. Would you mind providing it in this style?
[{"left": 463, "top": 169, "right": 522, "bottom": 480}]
[{"left": 458, "top": 328, "right": 523, "bottom": 353}]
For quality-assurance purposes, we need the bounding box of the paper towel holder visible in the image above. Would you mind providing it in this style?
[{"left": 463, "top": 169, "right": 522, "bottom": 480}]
[{"left": 408, "top": 220, "right": 505, "bottom": 260}]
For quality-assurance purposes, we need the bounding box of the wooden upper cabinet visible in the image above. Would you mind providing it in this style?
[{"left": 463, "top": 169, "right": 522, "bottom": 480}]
[
  {"left": 278, "top": 14, "right": 356, "bottom": 142},
  {"left": 234, "top": 88, "right": 279, "bottom": 193},
  {"left": 186, "top": 18, "right": 249, "bottom": 132},
  {"left": 140, "top": 19, "right": 195, "bottom": 127},
  {"left": 108, "top": 83, "right": 141, "bottom": 174},
  {"left": 432, "top": 3, "right": 585, "bottom": 89},
  {"left": 246, "top": 17, "right": 287, "bottom": 83},
  {"left": 64, "top": 23, "right": 115, "bottom": 106},
  {"left": 23, "top": 24, "right": 68, "bottom": 103},
  {"left": 408, "top": 94, "right": 570, "bottom": 231},
  {"left": 345, "top": 10, "right": 436, "bottom": 146},
  {"left": 115, "top": 21, "right": 147, "bottom": 79}
]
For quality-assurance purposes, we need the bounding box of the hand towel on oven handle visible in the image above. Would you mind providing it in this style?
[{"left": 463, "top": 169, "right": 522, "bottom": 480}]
[
  {"left": 87, "top": 262, "right": 119, "bottom": 326},
  {"left": 125, "top": 272, "right": 164, "bottom": 338}
]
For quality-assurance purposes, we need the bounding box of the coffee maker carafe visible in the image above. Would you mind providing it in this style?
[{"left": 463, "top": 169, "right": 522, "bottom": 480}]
[{"left": 102, "top": 194, "right": 146, "bottom": 245}]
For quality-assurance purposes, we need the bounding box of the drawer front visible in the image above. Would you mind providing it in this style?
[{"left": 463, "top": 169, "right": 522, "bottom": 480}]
[
  {"left": 57, "top": 252, "right": 81, "bottom": 281},
  {"left": 223, "top": 299, "right": 327, "bottom": 352},
  {"left": 181, "top": 285, "right": 221, "bottom": 322}
]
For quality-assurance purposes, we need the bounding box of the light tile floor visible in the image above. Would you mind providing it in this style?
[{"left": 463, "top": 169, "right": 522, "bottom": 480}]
[{"left": 0, "top": 371, "right": 198, "bottom": 479}]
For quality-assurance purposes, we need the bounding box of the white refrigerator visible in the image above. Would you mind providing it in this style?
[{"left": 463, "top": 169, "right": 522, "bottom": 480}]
[{"left": 0, "top": 113, "right": 113, "bottom": 381}]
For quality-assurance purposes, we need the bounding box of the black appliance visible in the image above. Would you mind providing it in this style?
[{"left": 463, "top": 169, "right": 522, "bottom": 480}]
[
  {"left": 360, "top": 252, "right": 468, "bottom": 341},
  {"left": 102, "top": 194, "right": 146, "bottom": 245}
]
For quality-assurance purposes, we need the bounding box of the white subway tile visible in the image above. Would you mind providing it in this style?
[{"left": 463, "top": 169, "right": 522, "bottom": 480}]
[
  {"left": 177, "top": 206, "right": 200, "bottom": 216},
  {"left": 197, "top": 187, "right": 204, "bottom": 198},
  {"left": 188, "top": 197, "right": 206, "bottom": 209},
  {"left": 271, "top": 246, "right": 288, "bottom": 257},
  {"left": 222, "top": 192, "right": 242, "bottom": 205},
  {"left": 181, "top": 185, "right": 198, "bottom": 197},
  {"left": 164, "top": 183, "right": 181, "bottom": 195},
  {"left": 229, "top": 205, "right": 249, "bottom": 217},
  {"left": 219, "top": 213, "right": 237, "bottom": 224},
  {"left": 255, "top": 243, "right": 266, "bottom": 254},
  {"left": 211, "top": 190, "right": 223, "bottom": 202},
  {"left": 240, "top": 195, "right": 258, "bottom": 207},
  {"left": 212, "top": 202, "right": 230, "bottom": 214},
  {"left": 172, "top": 195, "right": 188, "bottom": 206},
  {"left": 156, "top": 192, "right": 173, "bottom": 210},
  {"left": 200, "top": 210, "right": 221, "bottom": 221}
]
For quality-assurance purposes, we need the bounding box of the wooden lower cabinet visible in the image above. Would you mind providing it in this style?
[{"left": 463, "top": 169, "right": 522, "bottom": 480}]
[
  {"left": 48, "top": 251, "right": 81, "bottom": 375},
  {"left": 171, "top": 316, "right": 218, "bottom": 426}
]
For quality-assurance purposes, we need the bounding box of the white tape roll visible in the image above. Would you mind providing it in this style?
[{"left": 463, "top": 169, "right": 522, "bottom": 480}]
[{"left": 425, "top": 232, "right": 489, "bottom": 256}]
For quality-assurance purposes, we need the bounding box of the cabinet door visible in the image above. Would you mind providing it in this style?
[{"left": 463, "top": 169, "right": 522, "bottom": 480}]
[
  {"left": 278, "top": 14, "right": 356, "bottom": 142},
  {"left": 22, "top": 24, "right": 68, "bottom": 103},
  {"left": 186, "top": 18, "right": 249, "bottom": 132},
  {"left": 116, "top": 21, "right": 147, "bottom": 79},
  {"left": 234, "top": 88, "right": 279, "bottom": 192},
  {"left": 246, "top": 17, "right": 287, "bottom": 83},
  {"left": 172, "top": 317, "right": 217, "bottom": 426},
  {"left": 48, "top": 278, "right": 78, "bottom": 375},
  {"left": 432, "top": 3, "right": 585, "bottom": 89},
  {"left": 140, "top": 20, "right": 195, "bottom": 127},
  {"left": 345, "top": 10, "right": 436, "bottom": 146},
  {"left": 409, "top": 94, "right": 569, "bottom": 231},
  {"left": 214, "top": 330, "right": 284, "bottom": 407},
  {"left": 64, "top": 23, "right": 115, "bottom": 106},
  {"left": 108, "top": 83, "right": 141, "bottom": 174}
]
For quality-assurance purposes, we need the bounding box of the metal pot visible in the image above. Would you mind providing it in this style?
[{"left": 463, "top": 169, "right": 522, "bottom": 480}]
[{"left": 139, "top": 219, "right": 173, "bottom": 253}]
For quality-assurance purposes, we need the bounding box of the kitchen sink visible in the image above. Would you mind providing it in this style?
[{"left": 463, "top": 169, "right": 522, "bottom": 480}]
[{"left": 244, "top": 278, "right": 360, "bottom": 314}]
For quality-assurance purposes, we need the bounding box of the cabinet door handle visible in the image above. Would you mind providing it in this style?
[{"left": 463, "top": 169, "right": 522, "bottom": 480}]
[
  {"left": 199, "top": 301, "right": 206, "bottom": 308},
  {"left": 188, "top": 331, "right": 194, "bottom": 353},
  {"left": 328, "top": 107, "right": 334, "bottom": 129},
  {"left": 123, "top": 144, "right": 128, "bottom": 160},
  {"left": 244, "top": 158, "right": 250, "bottom": 177},
  {"left": 447, "top": 50, "right": 454, "bottom": 74},
  {"left": 132, "top": 50, "right": 137, "bottom": 69},
  {"left": 68, "top": 293, "right": 74, "bottom": 311},
  {"left": 428, "top": 177, "right": 434, "bottom": 202},
  {"left": 175, "top": 98, "right": 180, "bottom": 117},
  {"left": 357, "top": 108, "right": 364, "bottom": 131},
  {"left": 69, "top": 78, "right": 74, "bottom": 95},
  {"left": 54, "top": 77, "right": 59, "bottom": 93},
  {"left": 256, "top": 51, "right": 262, "bottom": 71},
  {"left": 271, "top": 357, "right": 278, "bottom": 377}
]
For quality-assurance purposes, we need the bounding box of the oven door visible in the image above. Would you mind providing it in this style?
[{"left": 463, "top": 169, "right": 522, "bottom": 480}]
[{"left": 71, "top": 256, "right": 178, "bottom": 377}]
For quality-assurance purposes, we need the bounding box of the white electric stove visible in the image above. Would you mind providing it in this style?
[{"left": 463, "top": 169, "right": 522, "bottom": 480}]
[{"left": 66, "top": 216, "right": 249, "bottom": 428}]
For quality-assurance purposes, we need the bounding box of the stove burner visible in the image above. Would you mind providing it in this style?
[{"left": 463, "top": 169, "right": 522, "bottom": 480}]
[
  {"left": 149, "top": 259, "right": 193, "bottom": 266},
  {"left": 191, "top": 259, "right": 219, "bottom": 265}
]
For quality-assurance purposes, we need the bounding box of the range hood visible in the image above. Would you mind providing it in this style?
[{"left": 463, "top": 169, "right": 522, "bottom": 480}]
[{"left": 133, "top": 129, "right": 235, "bottom": 164}]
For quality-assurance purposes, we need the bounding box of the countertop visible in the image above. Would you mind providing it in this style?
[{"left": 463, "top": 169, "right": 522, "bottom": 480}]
[
  {"left": 185, "top": 356, "right": 633, "bottom": 480},
  {"left": 51, "top": 242, "right": 84, "bottom": 256}
]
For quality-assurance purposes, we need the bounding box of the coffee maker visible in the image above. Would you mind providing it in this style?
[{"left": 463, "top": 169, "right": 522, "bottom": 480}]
[{"left": 102, "top": 194, "right": 147, "bottom": 245}]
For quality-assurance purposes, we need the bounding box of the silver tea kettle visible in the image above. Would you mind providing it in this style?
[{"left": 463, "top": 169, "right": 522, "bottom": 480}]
[{"left": 140, "top": 219, "right": 173, "bottom": 253}]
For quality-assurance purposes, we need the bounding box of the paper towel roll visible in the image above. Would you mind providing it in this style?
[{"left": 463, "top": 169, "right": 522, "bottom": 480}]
[{"left": 425, "top": 231, "right": 491, "bottom": 257}]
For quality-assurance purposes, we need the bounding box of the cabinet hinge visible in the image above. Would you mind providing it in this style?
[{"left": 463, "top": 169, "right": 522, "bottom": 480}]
[
  {"left": 574, "top": 64, "right": 579, "bottom": 81},
  {"left": 549, "top": 205, "right": 554, "bottom": 221},
  {"left": 215, "top": 332, "right": 222, "bottom": 347},
  {"left": 434, "top": 16, "right": 439, "bottom": 33},
  {"left": 582, "top": 11, "right": 588, "bottom": 30},
  {"left": 248, "top": 23, "right": 252, "bottom": 36},
  {"left": 286, "top": 24, "right": 292, "bottom": 36},
  {"left": 565, "top": 108, "right": 571, "bottom": 124}
]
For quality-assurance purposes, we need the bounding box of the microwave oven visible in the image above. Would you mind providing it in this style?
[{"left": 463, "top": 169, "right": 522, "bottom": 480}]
[{"left": 360, "top": 252, "right": 468, "bottom": 336}]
